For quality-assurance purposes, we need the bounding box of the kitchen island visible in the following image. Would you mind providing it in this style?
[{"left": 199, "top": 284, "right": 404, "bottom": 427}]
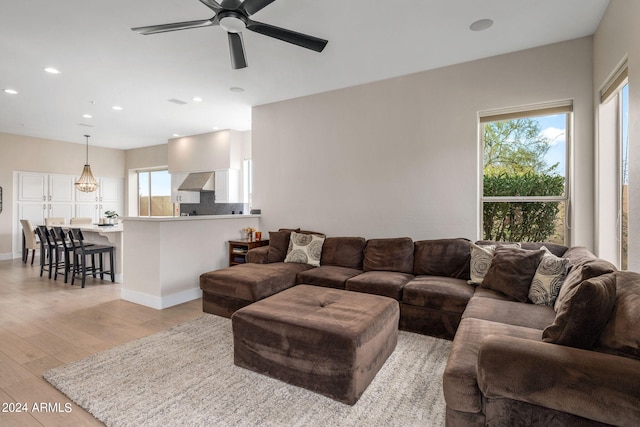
[{"left": 122, "top": 215, "right": 260, "bottom": 309}]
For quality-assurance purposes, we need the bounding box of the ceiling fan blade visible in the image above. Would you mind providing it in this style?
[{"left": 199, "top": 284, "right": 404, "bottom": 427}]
[
  {"left": 132, "top": 19, "right": 216, "bottom": 35},
  {"left": 228, "top": 32, "right": 247, "bottom": 69},
  {"left": 199, "top": 0, "right": 224, "bottom": 13},
  {"left": 241, "top": 0, "right": 276, "bottom": 16},
  {"left": 246, "top": 20, "right": 328, "bottom": 52}
]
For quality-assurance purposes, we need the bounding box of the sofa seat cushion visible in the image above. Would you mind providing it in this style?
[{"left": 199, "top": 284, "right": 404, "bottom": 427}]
[
  {"left": 443, "top": 318, "right": 542, "bottom": 414},
  {"left": 200, "top": 262, "right": 314, "bottom": 302},
  {"left": 402, "top": 276, "right": 474, "bottom": 314},
  {"left": 462, "top": 296, "right": 556, "bottom": 330},
  {"left": 472, "top": 286, "right": 514, "bottom": 301},
  {"left": 296, "top": 265, "right": 363, "bottom": 289},
  {"left": 345, "top": 271, "right": 414, "bottom": 300}
]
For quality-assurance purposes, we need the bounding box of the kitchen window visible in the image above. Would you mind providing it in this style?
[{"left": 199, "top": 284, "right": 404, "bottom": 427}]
[
  {"left": 138, "top": 169, "right": 172, "bottom": 216},
  {"left": 480, "top": 103, "right": 572, "bottom": 244}
]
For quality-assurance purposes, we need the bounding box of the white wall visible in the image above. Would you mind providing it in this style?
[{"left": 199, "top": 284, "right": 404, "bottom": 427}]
[
  {"left": 594, "top": 0, "right": 640, "bottom": 269},
  {"left": 0, "top": 132, "right": 125, "bottom": 258},
  {"left": 252, "top": 37, "right": 595, "bottom": 245}
]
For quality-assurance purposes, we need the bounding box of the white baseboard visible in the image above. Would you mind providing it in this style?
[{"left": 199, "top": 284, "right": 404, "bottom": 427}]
[
  {"left": 121, "top": 287, "right": 202, "bottom": 310},
  {"left": 0, "top": 253, "right": 14, "bottom": 261}
]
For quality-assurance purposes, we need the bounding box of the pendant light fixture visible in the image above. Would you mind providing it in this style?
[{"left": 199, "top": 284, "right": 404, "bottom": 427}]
[{"left": 75, "top": 135, "right": 99, "bottom": 193}]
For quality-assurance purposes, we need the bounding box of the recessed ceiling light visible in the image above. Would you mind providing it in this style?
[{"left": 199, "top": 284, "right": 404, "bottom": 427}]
[
  {"left": 470, "top": 18, "right": 494, "bottom": 32},
  {"left": 83, "top": 114, "right": 93, "bottom": 119},
  {"left": 229, "top": 87, "right": 244, "bottom": 93},
  {"left": 212, "top": 126, "right": 220, "bottom": 130},
  {"left": 44, "top": 67, "right": 61, "bottom": 74},
  {"left": 112, "top": 105, "right": 123, "bottom": 111},
  {"left": 3, "top": 89, "right": 18, "bottom": 95},
  {"left": 172, "top": 133, "right": 180, "bottom": 137},
  {"left": 192, "top": 96, "right": 203, "bottom": 102}
]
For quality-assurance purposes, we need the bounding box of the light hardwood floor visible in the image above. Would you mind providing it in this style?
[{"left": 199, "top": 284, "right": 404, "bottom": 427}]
[{"left": 0, "top": 258, "right": 203, "bottom": 426}]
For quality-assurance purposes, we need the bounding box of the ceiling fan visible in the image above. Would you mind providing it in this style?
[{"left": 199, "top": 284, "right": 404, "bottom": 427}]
[{"left": 132, "top": 0, "right": 328, "bottom": 69}]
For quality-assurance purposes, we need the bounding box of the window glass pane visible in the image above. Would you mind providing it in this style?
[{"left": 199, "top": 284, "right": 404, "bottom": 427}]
[
  {"left": 483, "top": 114, "right": 567, "bottom": 197},
  {"left": 622, "top": 84, "right": 629, "bottom": 269},
  {"left": 149, "top": 170, "right": 172, "bottom": 217},
  {"left": 483, "top": 201, "right": 565, "bottom": 244}
]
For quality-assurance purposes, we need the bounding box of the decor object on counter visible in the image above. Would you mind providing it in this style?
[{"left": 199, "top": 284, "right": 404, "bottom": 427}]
[
  {"left": 243, "top": 227, "right": 256, "bottom": 240},
  {"left": 104, "top": 210, "right": 119, "bottom": 225},
  {"left": 75, "top": 135, "right": 99, "bottom": 193},
  {"left": 255, "top": 231, "right": 262, "bottom": 240}
]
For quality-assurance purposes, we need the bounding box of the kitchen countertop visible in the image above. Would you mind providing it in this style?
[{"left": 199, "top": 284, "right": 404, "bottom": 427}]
[{"left": 122, "top": 214, "right": 260, "bottom": 222}]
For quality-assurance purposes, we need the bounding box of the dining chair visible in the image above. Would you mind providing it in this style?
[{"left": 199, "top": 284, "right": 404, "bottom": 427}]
[
  {"left": 70, "top": 217, "right": 93, "bottom": 225},
  {"left": 44, "top": 217, "right": 66, "bottom": 226},
  {"left": 20, "top": 219, "right": 40, "bottom": 264},
  {"left": 68, "top": 228, "right": 115, "bottom": 288}
]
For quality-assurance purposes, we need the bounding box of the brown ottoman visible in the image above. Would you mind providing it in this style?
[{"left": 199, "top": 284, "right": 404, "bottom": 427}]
[{"left": 232, "top": 284, "right": 399, "bottom": 405}]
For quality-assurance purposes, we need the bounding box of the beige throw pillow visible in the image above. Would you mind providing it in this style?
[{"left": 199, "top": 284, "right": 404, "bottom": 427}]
[
  {"left": 528, "top": 246, "right": 570, "bottom": 306},
  {"left": 284, "top": 231, "right": 325, "bottom": 267}
]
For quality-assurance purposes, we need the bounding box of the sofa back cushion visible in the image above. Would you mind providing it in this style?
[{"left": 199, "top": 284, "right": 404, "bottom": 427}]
[
  {"left": 320, "top": 237, "right": 366, "bottom": 270},
  {"left": 554, "top": 247, "right": 616, "bottom": 312},
  {"left": 413, "top": 238, "right": 471, "bottom": 279},
  {"left": 596, "top": 271, "right": 640, "bottom": 360},
  {"left": 475, "top": 240, "right": 568, "bottom": 257},
  {"left": 543, "top": 272, "right": 617, "bottom": 349},
  {"left": 363, "top": 238, "right": 414, "bottom": 273}
]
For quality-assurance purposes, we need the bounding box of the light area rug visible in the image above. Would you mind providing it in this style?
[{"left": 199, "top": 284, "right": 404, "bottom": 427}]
[{"left": 44, "top": 314, "right": 451, "bottom": 427}]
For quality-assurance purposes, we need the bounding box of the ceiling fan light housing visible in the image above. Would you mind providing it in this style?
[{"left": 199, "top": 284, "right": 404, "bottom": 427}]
[{"left": 219, "top": 13, "right": 246, "bottom": 33}]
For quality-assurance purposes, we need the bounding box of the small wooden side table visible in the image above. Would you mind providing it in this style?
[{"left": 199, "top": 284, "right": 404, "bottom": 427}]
[{"left": 229, "top": 238, "right": 270, "bottom": 266}]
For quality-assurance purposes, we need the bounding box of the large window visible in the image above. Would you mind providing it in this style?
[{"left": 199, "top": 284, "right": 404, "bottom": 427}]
[
  {"left": 138, "top": 169, "right": 172, "bottom": 216},
  {"left": 480, "top": 104, "right": 571, "bottom": 244}
]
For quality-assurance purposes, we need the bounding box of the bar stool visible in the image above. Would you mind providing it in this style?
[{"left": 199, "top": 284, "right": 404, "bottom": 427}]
[
  {"left": 68, "top": 228, "right": 115, "bottom": 288},
  {"left": 35, "top": 226, "right": 56, "bottom": 278}
]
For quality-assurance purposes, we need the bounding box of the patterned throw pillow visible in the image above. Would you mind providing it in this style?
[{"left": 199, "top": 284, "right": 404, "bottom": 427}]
[
  {"left": 528, "top": 247, "right": 570, "bottom": 306},
  {"left": 284, "top": 232, "right": 325, "bottom": 267},
  {"left": 468, "top": 243, "right": 496, "bottom": 285}
]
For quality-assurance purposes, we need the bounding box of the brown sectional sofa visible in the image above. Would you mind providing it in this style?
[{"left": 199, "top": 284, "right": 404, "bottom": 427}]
[{"left": 199, "top": 229, "right": 640, "bottom": 426}]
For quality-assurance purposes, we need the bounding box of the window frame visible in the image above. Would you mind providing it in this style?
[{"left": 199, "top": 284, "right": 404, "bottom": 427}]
[{"left": 479, "top": 102, "right": 573, "bottom": 245}]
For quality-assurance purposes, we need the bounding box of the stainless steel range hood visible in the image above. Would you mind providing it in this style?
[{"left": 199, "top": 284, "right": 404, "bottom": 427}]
[{"left": 178, "top": 172, "right": 215, "bottom": 192}]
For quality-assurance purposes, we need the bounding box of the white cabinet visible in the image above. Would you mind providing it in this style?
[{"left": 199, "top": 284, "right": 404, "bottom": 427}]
[
  {"left": 16, "top": 172, "right": 76, "bottom": 255},
  {"left": 18, "top": 172, "right": 74, "bottom": 202},
  {"left": 75, "top": 177, "right": 124, "bottom": 222},
  {"left": 171, "top": 173, "right": 200, "bottom": 203},
  {"left": 214, "top": 169, "right": 240, "bottom": 203},
  {"left": 17, "top": 172, "right": 75, "bottom": 220}
]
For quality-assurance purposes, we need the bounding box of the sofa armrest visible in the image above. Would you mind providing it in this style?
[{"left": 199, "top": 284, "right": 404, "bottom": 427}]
[
  {"left": 477, "top": 334, "right": 640, "bottom": 426},
  {"left": 246, "top": 245, "right": 269, "bottom": 263}
]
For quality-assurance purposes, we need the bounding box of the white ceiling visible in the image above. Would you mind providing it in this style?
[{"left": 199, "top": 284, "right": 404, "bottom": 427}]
[{"left": 0, "top": 0, "right": 610, "bottom": 150}]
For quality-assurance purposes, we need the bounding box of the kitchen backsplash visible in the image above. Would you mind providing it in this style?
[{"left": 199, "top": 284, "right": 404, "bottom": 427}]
[{"left": 179, "top": 192, "right": 248, "bottom": 216}]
